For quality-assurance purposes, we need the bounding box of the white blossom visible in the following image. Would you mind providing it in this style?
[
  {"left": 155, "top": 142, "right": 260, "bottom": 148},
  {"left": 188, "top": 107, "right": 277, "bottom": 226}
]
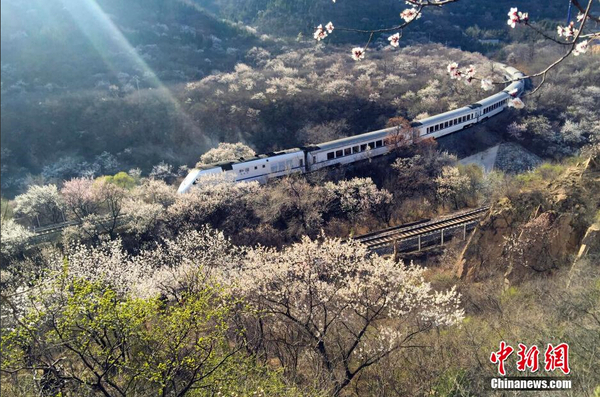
[
  {"left": 351, "top": 47, "right": 365, "bottom": 61},
  {"left": 465, "top": 64, "right": 476, "bottom": 78},
  {"left": 557, "top": 22, "right": 578, "bottom": 39},
  {"left": 1, "top": 219, "right": 33, "bottom": 257},
  {"left": 388, "top": 33, "right": 401, "bottom": 48},
  {"left": 447, "top": 62, "right": 461, "bottom": 79},
  {"left": 400, "top": 8, "right": 421, "bottom": 23},
  {"left": 507, "top": 7, "right": 528, "bottom": 28},
  {"left": 198, "top": 142, "right": 256, "bottom": 166},
  {"left": 314, "top": 24, "right": 327, "bottom": 41},
  {"left": 573, "top": 40, "right": 589, "bottom": 56},
  {"left": 325, "top": 21, "right": 334, "bottom": 34},
  {"left": 481, "top": 78, "right": 494, "bottom": 91}
]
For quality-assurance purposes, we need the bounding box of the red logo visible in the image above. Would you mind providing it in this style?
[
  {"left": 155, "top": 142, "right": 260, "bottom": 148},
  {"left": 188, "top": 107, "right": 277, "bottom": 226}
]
[
  {"left": 544, "top": 343, "right": 570, "bottom": 374},
  {"left": 516, "top": 343, "right": 540, "bottom": 372},
  {"left": 490, "top": 341, "right": 514, "bottom": 376},
  {"left": 490, "top": 342, "right": 570, "bottom": 375}
]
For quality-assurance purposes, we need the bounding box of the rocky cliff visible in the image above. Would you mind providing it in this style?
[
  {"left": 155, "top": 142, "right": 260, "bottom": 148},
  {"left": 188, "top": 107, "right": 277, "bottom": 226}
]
[{"left": 455, "top": 155, "right": 600, "bottom": 285}]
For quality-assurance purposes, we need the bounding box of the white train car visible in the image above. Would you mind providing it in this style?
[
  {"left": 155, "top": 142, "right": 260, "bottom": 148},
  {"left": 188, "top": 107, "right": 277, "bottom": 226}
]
[
  {"left": 476, "top": 91, "right": 511, "bottom": 121},
  {"left": 305, "top": 128, "right": 394, "bottom": 171},
  {"left": 412, "top": 105, "right": 480, "bottom": 140},
  {"left": 228, "top": 149, "right": 305, "bottom": 183},
  {"left": 177, "top": 149, "right": 305, "bottom": 193}
]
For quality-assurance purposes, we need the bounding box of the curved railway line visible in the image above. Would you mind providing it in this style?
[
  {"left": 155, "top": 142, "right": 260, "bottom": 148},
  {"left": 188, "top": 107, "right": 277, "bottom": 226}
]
[{"left": 355, "top": 206, "right": 489, "bottom": 253}]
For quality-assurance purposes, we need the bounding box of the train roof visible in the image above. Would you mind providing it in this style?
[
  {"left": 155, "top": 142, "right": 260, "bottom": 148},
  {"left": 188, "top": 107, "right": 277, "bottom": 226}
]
[
  {"left": 415, "top": 105, "right": 474, "bottom": 126},
  {"left": 310, "top": 127, "right": 394, "bottom": 151},
  {"left": 475, "top": 91, "right": 510, "bottom": 107}
]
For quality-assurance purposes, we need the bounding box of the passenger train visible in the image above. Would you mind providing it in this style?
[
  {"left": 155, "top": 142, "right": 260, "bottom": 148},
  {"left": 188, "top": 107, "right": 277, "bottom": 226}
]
[{"left": 178, "top": 63, "right": 526, "bottom": 194}]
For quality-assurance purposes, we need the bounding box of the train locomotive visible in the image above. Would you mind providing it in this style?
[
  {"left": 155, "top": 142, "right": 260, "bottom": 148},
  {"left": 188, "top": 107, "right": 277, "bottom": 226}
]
[{"left": 178, "top": 63, "right": 526, "bottom": 194}]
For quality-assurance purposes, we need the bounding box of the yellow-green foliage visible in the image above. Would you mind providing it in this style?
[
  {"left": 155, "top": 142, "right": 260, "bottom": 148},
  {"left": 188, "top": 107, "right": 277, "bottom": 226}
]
[
  {"left": 96, "top": 171, "right": 137, "bottom": 189},
  {"left": 516, "top": 162, "right": 566, "bottom": 188},
  {"left": 1, "top": 273, "right": 304, "bottom": 397}
]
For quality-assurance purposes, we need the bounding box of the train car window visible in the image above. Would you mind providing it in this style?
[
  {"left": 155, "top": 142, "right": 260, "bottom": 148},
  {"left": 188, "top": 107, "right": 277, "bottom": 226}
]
[
  {"left": 344, "top": 148, "right": 352, "bottom": 156},
  {"left": 278, "top": 162, "right": 285, "bottom": 172},
  {"left": 376, "top": 140, "right": 383, "bottom": 148},
  {"left": 352, "top": 146, "right": 359, "bottom": 153},
  {"left": 368, "top": 142, "right": 375, "bottom": 149},
  {"left": 299, "top": 159, "right": 303, "bottom": 167},
  {"left": 271, "top": 164, "right": 277, "bottom": 172},
  {"left": 335, "top": 150, "right": 343, "bottom": 158},
  {"left": 327, "top": 152, "right": 334, "bottom": 160},
  {"left": 286, "top": 160, "right": 293, "bottom": 169},
  {"left": 360, "top": 144, "right": 367, "bottom": 151}
]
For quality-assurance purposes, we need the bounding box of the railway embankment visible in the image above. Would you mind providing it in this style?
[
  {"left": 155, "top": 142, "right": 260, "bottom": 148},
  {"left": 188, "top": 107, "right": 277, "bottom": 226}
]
[{"left": 455, "top": 154, "right": 600, "bottom": 285}]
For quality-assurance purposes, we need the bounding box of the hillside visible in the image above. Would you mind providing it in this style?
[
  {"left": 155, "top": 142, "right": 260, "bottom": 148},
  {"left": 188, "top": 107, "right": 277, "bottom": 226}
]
[{"left": 457, "top": 154, "right": 600, "bottom": 283}]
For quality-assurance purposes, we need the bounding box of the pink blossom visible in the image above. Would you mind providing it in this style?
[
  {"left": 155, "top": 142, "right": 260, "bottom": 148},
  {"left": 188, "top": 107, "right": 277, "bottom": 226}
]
[{"left": 508, "top": 97, "right": 525, "bottom": 109}]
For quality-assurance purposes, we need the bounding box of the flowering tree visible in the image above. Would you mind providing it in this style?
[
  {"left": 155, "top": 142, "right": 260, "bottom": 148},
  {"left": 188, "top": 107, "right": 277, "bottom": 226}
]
[
  {"left": 13, "top": 184, "right": 65, "bottom": 226},
  {"left": 166, "top": 179, "right": 260, "bottom": 235},
  {"left": 0, "top": 219, "right": 32, "bottom": 257},
  {"left": 314, "top": 0, "right": 598, "bottom": 97},
  {"left": 61, "top": 178, "right": 99, "bottom": 221},
  {"left": 238, "top": 235, "right": 464, "bottom": 395},
  {"left": 324, "top": 177, "right": 393, "bottom": 224},
  {"left": 435, "top": 165, "right": 471, "bottom": 209},
  {"left": 149, "top": 161, "right": 177, "bottom": 184},
  {"left": 197, "top": 142, "right": 256, "bottom": 166},
  {"left": 385, "top": 116, "right": 420, "bottom": 150}
]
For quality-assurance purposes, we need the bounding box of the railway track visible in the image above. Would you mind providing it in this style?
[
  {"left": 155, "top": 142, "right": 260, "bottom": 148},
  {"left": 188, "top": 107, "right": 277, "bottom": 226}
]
[{"left": 355, "top": 206, "right": 489, "bottom": 252}]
